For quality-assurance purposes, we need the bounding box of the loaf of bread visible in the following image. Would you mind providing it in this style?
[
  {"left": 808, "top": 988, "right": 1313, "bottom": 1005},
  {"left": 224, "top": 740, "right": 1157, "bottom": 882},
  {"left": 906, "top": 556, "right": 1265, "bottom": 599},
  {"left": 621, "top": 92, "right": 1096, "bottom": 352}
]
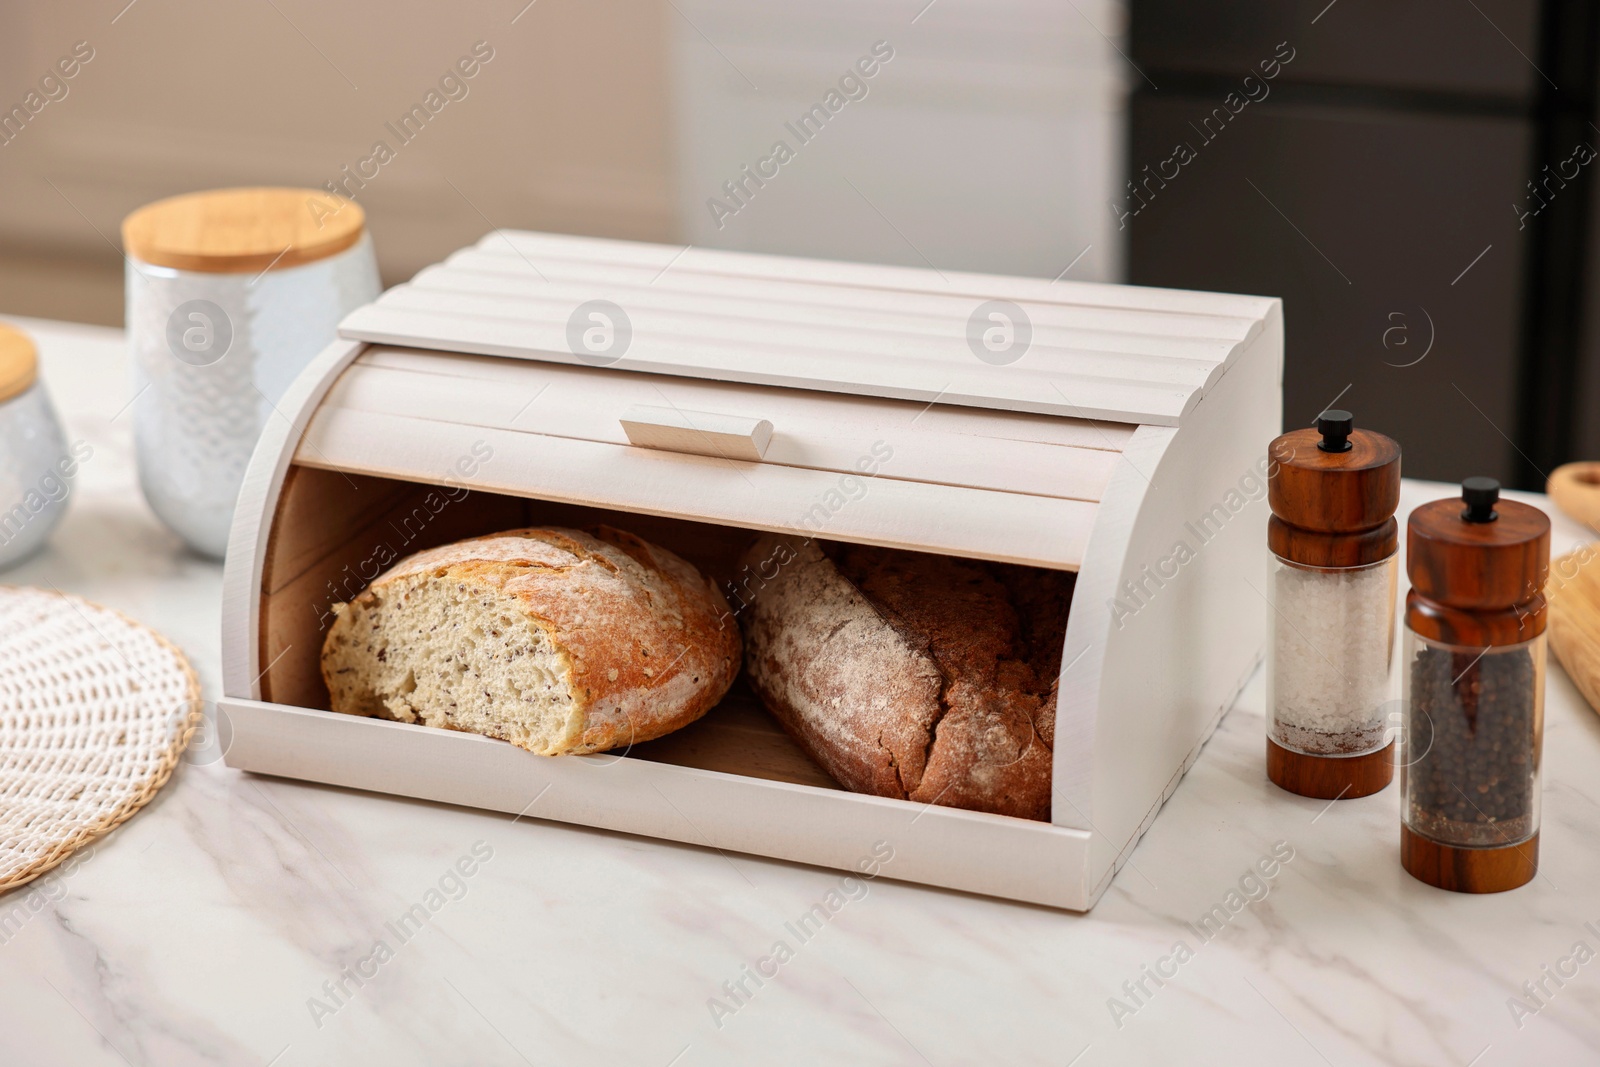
[
  {"left": 739, "top": 536, "right": 1071, "bottom": 820},
  {"left": 321, "top": 526, "right": 740, "bottom": 756}
]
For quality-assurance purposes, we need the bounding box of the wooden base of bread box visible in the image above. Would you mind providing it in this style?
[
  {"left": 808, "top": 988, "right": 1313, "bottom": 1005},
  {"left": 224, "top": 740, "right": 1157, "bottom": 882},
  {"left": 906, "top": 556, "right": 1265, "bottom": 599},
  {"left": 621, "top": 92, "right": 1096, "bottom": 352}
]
[
  {"left": 219, "top": 697, "right": 1102, "bottom": 909},
  {"left": 222, "top": 639, "right": 1259, "bottom": 911}
]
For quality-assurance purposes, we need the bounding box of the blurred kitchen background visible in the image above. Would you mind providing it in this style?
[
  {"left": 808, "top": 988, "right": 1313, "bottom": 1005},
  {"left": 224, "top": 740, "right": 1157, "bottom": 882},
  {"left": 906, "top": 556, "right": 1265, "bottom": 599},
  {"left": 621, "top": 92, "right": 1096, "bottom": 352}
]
[{"left": 1, "top": 0, "right": 1597, "bottom": 485}]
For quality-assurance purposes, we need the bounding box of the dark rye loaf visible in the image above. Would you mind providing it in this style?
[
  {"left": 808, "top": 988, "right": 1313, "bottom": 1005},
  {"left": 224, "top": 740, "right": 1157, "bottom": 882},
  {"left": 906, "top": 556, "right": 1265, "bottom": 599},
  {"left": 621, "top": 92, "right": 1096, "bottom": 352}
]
[{"left": 739, "top": 535, "right": 1072, "bottom": 820}]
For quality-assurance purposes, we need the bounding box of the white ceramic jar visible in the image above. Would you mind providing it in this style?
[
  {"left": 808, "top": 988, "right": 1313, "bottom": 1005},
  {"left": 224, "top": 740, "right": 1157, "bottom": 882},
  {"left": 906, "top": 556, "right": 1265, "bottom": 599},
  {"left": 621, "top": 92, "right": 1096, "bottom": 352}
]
[
  {"left": 123, "top": 188, "right": 379, "bottom": 558},
  {"left": 0, "top": 323, "right": 75, "bottom": 568}
]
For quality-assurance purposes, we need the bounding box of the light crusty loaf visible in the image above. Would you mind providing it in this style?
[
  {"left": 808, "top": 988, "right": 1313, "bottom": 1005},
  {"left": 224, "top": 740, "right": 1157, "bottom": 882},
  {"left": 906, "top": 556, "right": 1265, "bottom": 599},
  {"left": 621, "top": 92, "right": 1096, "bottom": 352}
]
[
  {"left": 321, "top": 526, "right": 740, "bottom": 756},
  {"left": 740, "top": 535, "right": 1071, "bottom": 820}
]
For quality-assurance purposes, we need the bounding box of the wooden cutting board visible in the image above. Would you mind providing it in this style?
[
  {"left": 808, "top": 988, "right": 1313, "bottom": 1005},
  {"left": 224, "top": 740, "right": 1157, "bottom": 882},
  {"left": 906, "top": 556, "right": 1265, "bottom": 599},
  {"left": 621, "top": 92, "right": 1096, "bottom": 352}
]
[
  {"left": 1546, "top": 462, "right": 1600, "bottom": 714},
  {"left": 1549, "top": 546, "right": 1600, "bottom": 715}
]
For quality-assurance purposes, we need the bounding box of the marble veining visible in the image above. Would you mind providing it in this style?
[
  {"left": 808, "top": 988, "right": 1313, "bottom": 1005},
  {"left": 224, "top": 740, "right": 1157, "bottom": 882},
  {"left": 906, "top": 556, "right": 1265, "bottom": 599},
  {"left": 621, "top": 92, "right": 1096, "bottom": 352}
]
[{"left": 0, "top": 318, "right": 1597, "bottom": 1065}]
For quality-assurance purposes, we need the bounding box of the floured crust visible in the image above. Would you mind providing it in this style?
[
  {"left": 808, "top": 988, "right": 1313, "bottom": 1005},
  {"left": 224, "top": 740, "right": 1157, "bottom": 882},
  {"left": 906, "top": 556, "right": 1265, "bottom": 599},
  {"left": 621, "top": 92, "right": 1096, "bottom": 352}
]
[
  {"left": 740, "top": 535, "right": 1070, "bottom": 820},
  {"left": 321, "top": 526, "right": 740, "bottom": 755}
]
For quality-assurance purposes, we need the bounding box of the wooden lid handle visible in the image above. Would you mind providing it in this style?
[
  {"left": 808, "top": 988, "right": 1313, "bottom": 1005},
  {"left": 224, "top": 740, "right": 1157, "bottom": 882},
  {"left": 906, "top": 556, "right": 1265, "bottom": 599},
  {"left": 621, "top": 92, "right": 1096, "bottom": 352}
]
[{"left": 620, "top": 405, "right": 773, "bottom": 463}]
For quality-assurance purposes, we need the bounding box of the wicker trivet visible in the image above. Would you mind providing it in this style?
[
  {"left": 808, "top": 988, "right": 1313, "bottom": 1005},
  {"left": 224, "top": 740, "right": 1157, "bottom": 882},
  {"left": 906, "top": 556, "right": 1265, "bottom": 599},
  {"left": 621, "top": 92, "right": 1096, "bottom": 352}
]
[{"left": 0, "top": 587, "right": 201, "bottom": 893}]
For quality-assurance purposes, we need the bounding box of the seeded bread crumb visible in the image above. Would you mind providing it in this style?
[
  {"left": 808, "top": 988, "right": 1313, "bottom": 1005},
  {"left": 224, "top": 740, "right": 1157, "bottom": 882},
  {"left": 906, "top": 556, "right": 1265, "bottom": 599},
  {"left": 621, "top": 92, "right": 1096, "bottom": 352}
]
[{"left": 321, "top": 526, "right": 740, "bottom": 755}]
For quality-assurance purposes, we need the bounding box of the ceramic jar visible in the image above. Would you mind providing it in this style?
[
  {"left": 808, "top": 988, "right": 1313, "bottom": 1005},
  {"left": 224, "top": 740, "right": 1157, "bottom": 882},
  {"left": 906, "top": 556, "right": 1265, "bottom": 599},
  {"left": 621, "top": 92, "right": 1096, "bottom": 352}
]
[
  {"left": 0, "top": 322, "right": 77, "bottom": 568},
  {"left": 122, "top": 187, "right": 379, "bottom": 557}
]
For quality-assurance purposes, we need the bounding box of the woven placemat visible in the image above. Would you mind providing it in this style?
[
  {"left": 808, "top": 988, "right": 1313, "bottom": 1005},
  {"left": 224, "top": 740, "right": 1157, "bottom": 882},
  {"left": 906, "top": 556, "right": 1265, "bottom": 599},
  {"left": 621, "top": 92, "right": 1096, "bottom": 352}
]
[{"left": 0, "top": 587, "right": 201, "bottom": 893}]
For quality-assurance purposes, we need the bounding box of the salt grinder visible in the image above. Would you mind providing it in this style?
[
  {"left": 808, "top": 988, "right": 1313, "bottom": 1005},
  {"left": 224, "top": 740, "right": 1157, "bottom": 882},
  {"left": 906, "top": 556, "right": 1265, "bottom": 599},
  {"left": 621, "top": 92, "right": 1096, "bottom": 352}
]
[
  {"left": 1401, "top": 478, "right": 1548, "bottom": 893},
  {"left": 1266, "top": 410, "right": 1401, "bottom": 799}
]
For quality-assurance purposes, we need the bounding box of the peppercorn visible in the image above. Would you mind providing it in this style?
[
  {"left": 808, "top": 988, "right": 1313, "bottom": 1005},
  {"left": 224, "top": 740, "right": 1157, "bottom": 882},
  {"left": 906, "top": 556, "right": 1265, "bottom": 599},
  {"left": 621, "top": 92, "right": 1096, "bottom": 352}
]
[{"left": 1405, "top": 642, "right": 1537, "bottom": 846}]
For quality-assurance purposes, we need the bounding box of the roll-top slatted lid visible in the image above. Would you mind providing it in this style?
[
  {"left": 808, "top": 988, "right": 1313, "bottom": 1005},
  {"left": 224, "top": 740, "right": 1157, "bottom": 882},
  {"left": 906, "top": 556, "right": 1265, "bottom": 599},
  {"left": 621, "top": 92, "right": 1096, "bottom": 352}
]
[{"left": 339, "top": 231, "right": 1278, "bottom": 427}]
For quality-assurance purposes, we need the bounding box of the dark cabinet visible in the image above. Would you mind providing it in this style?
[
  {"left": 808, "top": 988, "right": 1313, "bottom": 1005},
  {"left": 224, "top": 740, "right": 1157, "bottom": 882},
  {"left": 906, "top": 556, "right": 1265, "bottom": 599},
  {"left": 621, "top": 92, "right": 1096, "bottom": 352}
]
[
  {"left": 1131, "top": 0, "right": 1539, "bottom": 99},
  {"left": 1128, "top": 95, "right": 1531, "bottom": 481},
  {"left": 1127, "top": 2, "right": 1598, "bottom": 486}
]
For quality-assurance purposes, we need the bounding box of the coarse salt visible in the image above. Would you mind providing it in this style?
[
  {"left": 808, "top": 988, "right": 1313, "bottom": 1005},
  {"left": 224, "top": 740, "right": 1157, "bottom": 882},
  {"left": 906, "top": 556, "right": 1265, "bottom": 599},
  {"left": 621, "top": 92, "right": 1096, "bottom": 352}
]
[{"left": 1268, "top": 558, "right": 1396, "bottom": 755}]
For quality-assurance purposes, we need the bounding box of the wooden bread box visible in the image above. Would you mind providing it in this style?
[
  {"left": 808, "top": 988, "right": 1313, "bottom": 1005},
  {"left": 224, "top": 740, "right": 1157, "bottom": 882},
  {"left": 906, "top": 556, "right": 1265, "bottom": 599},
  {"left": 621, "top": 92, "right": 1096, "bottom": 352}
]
[{"left": 218, "top": 231, "right": 1284, "bottom": 911}]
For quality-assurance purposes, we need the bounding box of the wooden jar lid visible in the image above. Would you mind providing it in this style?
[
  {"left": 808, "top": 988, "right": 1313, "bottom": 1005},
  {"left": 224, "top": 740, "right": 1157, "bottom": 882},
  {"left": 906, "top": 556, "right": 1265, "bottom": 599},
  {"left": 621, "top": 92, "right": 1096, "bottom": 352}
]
[
  {"left": 1407, "top": 479, "right": 1550, "bottom": 640},
  {"left": 121, "top": 187, "right": 364, "bottom": 274},
  {"left": 1268, "top": 411, "right": 1401, "bottom": 566},
  {"left": 0, "top": 322, "right": 39, "bottom": 404}
]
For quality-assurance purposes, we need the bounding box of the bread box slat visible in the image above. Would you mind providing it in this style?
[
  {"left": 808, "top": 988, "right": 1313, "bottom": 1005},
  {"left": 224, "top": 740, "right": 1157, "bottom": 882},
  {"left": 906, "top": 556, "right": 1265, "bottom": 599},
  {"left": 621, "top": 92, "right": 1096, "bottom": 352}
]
[
  {"left": 321, "top": 349, "right": 1126, "bottom": 505},
  {"left": 420, "top": 250, "right": 1262, "bottom": 349},
  {"left": 295, "top": 407, "right": 1099, "bottom": 568},
  {"left": 338, "top": 305, "right": 1204, "bottom": 426},
  {"left": 353, "top": 346, "right": 1144, "bottom": 452},
  {"left": 373, "top": 283, "right": 1241, "bottom": 384},
  {"left": 458, "top": 230, "right": 1277, "bottom": 321},
  {"left": 340, "top": 233, "right": 1274, "bottom": 426},
  {"left": 220, "top": 232, "right": 1283, "bottom": 911}
]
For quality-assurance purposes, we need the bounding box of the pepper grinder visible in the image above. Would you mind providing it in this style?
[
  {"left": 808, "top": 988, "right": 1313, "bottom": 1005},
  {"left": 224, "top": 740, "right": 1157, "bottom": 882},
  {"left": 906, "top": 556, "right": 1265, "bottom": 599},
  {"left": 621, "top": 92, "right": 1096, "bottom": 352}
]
[
  {"left": 1266, "top": 410, "right": 1402, "bottom": 798},
  {"left": 1402, "top": 478, "right": 1548, "bottom": 892}
]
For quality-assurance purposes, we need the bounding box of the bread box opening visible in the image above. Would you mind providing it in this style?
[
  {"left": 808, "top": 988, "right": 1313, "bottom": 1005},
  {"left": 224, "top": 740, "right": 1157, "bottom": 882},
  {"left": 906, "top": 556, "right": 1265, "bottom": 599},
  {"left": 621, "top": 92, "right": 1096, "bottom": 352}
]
[{"left": 259, "top": 463, "right": 1077, "bottom": 817}]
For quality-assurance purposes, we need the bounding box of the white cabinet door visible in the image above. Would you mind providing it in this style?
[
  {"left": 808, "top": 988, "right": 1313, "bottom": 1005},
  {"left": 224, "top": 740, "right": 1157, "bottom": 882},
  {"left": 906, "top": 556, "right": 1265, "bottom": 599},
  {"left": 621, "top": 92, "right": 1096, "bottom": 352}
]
[{"left": 669, "top": 0, "right": 1129, "bottom": 283}]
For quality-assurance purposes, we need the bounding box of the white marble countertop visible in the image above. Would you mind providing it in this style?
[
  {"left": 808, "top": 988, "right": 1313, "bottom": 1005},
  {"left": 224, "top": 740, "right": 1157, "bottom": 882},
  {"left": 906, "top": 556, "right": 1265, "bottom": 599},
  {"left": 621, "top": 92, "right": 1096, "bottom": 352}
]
[{"left": 4, "top": 315, "right": 1600, "bottom": 1067}]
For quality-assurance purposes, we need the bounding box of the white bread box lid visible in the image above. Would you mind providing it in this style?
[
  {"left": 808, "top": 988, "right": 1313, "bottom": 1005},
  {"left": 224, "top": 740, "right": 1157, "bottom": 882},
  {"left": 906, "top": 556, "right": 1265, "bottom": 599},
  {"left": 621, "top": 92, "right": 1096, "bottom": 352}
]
[{"left": 338, "top": 231, "right": 1277, "bottom": 427}]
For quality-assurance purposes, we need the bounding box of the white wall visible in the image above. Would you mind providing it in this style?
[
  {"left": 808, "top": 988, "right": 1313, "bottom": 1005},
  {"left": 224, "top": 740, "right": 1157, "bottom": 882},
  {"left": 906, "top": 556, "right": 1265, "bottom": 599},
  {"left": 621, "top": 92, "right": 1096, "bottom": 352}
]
[{"left": 670, "top": 0, "right": 1128, "bottom": 282}]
